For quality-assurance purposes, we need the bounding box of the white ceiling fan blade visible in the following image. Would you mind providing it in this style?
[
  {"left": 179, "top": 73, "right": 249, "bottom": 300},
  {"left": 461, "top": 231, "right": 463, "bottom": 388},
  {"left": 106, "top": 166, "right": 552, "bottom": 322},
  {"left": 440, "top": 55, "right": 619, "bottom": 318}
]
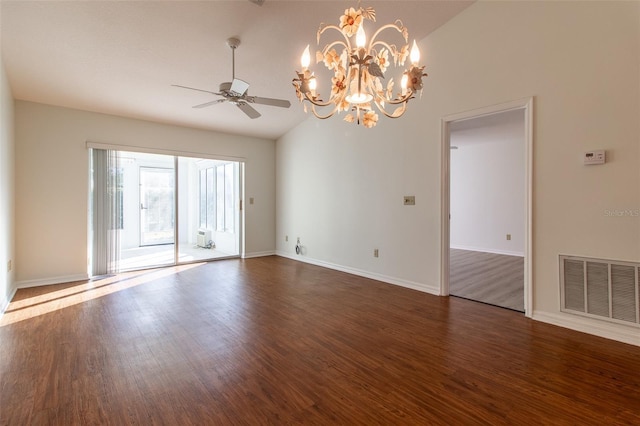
[
  {"left": 230, "top": 79, "right": 250, "bottom": 96},
  {"left": 172, "top": 84, "right": 220, "bottom": 96},
  {"left": 236, "top": 102, "right": 261, "bottom": 119},
  {"left": 193, "top": 99, "right": 226, "bottom": 109},
  {"left": 250, "top": 96, "right": 291, "bottom": 108}
]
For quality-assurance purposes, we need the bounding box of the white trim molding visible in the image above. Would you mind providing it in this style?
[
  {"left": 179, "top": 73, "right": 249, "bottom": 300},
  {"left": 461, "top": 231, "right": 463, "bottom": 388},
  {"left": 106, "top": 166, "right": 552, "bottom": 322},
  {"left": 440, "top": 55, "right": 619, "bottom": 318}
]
[
  {"left": 533, "top": 310, "right": 640, "bottom": 347},
  {"left": 450, "top": 245, "right": 524, "bottom": 258},
  {"left": 86, "top": 141, "right": 246, "bottom": 163},
  {"left": 17, "top": 274, "right": 89, "bottom": 289},
  {"left": 0, "top": 286, "right": 18, "bottom": 318},
  {"left": 441, "top": 96, "right": 534, "bottom": 317},
  {"left": 276, "top": 252, "right": 440, "bottom": 295},
  {"left": 242, "top": 251, "right": 276, "bottom": 259}
]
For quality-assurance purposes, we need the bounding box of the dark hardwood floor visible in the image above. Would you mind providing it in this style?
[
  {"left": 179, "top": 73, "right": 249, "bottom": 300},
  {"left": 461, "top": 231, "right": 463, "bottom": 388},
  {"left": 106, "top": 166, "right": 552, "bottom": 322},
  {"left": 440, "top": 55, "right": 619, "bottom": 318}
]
[{"left": 1, "top": 256, "right": 639, "bottom": 424}]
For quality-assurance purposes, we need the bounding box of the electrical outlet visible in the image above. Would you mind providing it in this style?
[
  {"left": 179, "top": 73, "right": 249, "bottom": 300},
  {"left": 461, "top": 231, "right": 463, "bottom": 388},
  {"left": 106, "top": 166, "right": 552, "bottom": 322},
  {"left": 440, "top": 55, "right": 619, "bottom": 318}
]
[
  {"left": 249, "top": 197, "right": 254, "bottom": 205},
  {"left": 374, "top": 249, "right": 379, "bottom": 258},
  {"left": 506, "top": 234, "right": 511, "bottom": 241}
]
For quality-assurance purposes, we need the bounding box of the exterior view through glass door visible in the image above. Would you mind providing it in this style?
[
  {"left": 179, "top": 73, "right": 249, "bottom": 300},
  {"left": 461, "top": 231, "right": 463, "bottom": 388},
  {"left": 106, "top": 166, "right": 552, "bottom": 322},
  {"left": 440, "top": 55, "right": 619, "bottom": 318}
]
[
  {"left": 139, "top": 167, "right": 175, "bottom": 246},
  {"left": 90, "top": 149, "right": 241, "bottom": 273}
]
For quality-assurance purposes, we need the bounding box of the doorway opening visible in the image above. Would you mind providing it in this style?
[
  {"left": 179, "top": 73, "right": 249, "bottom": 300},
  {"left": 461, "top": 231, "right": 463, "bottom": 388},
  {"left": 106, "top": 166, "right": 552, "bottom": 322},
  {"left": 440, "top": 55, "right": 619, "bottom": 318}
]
[
  {"left": 89, "top": 149, "right": 242, "bottom": 274},
  {"left": 441, "top": 98, "right": 533, "bottom": 316}
]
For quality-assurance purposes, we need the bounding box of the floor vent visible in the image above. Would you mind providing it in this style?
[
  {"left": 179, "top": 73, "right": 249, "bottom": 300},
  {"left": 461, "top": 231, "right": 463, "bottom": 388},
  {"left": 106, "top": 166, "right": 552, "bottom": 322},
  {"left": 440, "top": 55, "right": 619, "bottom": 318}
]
[{"left": 560, "top": 255, "right": 639, "bottom": 327}]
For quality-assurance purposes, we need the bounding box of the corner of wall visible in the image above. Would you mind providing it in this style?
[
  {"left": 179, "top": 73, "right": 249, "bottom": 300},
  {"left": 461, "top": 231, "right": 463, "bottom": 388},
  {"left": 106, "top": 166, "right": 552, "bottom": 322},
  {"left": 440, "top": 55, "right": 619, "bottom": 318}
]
[{"left": 0, "top": 52, "right": 17, "bottom": 315}]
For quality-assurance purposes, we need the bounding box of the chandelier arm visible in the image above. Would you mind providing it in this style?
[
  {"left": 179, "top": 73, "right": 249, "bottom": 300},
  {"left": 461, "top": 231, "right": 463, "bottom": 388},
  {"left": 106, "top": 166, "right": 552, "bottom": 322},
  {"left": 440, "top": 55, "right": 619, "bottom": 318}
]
[
  {"left": 302, "top": 93, "right": 335, "bottom": 108},
  {"left": 309, "top": 103, "right": 341, "bottom": 120},
  {"left": 368, "top": 23, "right": 407, "bottom": 48},
  {"left": 385, "top": 91, "right": 414, "bottom": 105},
  {"left": 318, "top": 25, "right": 352, "bottom": 48},
  {"left": 373, "top": 99, "right": 407, "bottom": 118},
  {"left": 370, "top": 40, "right": 399, "bottom": 57},
  {"left": 321, "top": 40, "right": 349, "bottom": 56}
]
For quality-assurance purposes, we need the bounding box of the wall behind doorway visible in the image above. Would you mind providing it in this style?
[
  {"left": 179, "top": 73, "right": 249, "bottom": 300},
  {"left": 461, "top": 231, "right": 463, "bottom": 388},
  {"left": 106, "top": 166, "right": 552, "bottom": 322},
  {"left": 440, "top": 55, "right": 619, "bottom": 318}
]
[{"left": 450, "top": 109, "right": 525, "bottom": 257}]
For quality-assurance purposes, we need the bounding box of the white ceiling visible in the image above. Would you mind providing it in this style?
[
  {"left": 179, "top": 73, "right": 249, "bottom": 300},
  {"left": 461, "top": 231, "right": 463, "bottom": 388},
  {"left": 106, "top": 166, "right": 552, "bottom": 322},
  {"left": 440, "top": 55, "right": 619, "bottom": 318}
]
[{"left": 1, "top": 0, "right": 473, "bottom": 140}]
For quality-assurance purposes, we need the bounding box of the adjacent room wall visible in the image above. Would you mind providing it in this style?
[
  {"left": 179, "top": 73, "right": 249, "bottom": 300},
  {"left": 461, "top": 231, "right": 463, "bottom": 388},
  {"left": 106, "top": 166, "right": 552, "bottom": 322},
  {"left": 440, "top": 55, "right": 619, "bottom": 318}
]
[
  {"left": 277, "top": 1, "right": 640, "bottom": 344},
  {"left": 450, "top": 110, "right": 525, "bottom": 256},
  {"left": 0, "top": 56, "right": 16, "bottom": 312},
  {"left": 14, "top": 101, "right": 276, "bottom": 286}
]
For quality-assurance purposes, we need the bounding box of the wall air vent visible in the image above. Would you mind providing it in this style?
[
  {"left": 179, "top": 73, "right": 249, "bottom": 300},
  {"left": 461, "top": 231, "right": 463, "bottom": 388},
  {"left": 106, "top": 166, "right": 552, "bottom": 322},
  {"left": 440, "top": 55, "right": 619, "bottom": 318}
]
[{"left": 560, "top": 255, "right": 639, "bottom": 327}]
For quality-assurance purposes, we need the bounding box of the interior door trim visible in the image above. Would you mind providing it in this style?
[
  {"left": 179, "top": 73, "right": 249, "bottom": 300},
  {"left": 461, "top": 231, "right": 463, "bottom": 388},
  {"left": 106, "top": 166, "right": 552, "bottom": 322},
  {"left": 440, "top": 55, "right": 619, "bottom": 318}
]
[{"left": 440, "top": 97, "right": 534, "bottom": 317}]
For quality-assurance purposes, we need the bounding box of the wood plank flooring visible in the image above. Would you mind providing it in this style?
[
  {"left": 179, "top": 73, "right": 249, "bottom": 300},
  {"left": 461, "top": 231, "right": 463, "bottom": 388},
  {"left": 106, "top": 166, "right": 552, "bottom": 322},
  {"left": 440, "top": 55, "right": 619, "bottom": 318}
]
[
  {"left": 1, "top": 256, "right": 639, "bottom": 424},
  {"left": 450, "top": 248, "right": 524, "bottom": 312}
]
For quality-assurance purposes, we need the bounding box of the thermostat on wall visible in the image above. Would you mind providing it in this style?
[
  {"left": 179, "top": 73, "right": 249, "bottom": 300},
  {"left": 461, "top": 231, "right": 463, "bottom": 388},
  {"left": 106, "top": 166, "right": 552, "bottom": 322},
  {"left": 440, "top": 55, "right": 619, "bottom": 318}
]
[{"left": 584, "top": 150, "right": 605, "bottom": 165}]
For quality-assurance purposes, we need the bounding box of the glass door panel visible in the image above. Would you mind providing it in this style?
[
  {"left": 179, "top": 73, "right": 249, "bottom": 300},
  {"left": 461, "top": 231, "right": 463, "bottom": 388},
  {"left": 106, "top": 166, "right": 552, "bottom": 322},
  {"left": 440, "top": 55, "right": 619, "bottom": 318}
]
[
  {"left": 140, "top": 167, "right": 175, "bottom": 246},
  {"left": 177, "top": 157, "right": 240, "bottom": 263}
]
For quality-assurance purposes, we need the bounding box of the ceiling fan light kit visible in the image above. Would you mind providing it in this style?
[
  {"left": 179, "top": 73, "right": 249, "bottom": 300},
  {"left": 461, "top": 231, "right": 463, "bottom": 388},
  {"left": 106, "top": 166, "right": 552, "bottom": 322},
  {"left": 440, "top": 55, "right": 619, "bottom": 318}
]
[
  {"left": 292, "top": 1, "right": 427, "bottom": 128},
  {"left": 173, "top": 37, "right": 291, "bottom": 119}
]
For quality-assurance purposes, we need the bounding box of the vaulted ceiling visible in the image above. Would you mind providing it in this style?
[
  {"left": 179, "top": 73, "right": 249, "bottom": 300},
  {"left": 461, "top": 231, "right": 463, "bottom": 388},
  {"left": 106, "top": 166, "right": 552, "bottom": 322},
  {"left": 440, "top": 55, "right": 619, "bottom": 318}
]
[{"left": 1, "top": 1, "right": 472, "bottom": 139}]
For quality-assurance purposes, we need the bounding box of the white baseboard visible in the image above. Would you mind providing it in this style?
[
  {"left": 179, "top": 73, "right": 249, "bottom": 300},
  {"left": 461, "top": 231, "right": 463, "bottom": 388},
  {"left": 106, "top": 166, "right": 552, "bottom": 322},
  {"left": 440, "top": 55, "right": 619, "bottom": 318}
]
[
  {"left": 242, "top": 250, "right": 276, "bottom": 259},
  {"left": 450, "top": 245, "right": 524, "bottom": 257},
  {"left": 17, "top": 274, "right": 89, "bottom": 289},
  {"left": 276, "top": 251, "right": 440, "bottom": 295},
  {"left": 0, "top": 285, "right": 18, "bottom": 318},
  {"left": 533, "top": 310, "right": 640, "bottom": 347}
]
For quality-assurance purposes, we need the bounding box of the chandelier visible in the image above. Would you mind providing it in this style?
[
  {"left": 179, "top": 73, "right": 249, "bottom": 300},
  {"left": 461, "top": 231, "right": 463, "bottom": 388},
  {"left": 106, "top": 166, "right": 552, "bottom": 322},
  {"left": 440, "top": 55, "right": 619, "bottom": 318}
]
[{"left": 292, "top": 2, "right": 427, "bottom": 128}]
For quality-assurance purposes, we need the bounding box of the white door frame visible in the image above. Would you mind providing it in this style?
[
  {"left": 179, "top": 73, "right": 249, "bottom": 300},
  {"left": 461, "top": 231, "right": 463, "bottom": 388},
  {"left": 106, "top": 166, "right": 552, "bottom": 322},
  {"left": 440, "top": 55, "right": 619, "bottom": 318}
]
[{"left": 440, "top": 97, "right": 534, "bottom": 317}]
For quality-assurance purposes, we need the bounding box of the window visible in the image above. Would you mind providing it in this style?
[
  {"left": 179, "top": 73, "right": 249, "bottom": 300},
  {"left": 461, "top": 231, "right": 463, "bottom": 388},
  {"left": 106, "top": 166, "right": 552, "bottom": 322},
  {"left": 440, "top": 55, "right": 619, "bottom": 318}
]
[{"left": 199, "top": 162, "right": 235, "bottom": 233}]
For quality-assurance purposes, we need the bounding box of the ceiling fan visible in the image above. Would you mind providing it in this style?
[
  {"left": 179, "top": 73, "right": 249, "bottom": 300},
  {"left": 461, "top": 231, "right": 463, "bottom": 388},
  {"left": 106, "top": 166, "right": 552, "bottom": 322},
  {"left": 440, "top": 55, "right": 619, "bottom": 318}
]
[{"left": 173, "top": 38, "right": 290, "bottom": 119}]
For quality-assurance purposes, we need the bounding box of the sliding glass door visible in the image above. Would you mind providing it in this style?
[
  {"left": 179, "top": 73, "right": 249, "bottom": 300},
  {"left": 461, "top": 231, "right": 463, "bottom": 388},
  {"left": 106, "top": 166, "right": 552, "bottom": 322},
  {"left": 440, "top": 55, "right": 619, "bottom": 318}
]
[
  {"left": 139, "top": 167, "right": 175, "bottom": 246},
  {"left": 90, "top": 149, "right": 241, "bottom": 274}
]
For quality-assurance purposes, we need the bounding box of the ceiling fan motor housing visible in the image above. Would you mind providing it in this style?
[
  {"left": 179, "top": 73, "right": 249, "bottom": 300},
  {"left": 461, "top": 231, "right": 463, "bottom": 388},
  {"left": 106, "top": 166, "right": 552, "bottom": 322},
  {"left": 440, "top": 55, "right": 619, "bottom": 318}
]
[{"left": 219, "top": 82, "right": 233, "bottom": 93}]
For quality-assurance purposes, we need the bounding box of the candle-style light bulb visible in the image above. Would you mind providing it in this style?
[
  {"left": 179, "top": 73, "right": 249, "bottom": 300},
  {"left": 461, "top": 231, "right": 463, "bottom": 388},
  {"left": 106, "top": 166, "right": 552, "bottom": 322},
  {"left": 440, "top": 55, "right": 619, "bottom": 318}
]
[
  {"left": 301, "top": 45, "right": 310, "bottom": 69},
  {"left": 356, "top": 25, "right": 366, "bottom": 49},
  {"left": 309, "top": 76, "right": 317, "bottom": 91},
  {"left": 410, "top": 40, "right": 420, "bottom": 65},
  {"left": 401, "top": 73, "right": 408, "bottom": 95}
]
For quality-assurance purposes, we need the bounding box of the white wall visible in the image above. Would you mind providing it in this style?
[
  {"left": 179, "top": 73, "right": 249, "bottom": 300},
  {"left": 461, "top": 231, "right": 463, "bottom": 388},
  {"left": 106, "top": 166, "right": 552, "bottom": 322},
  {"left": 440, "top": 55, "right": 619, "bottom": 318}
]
[
  {"left": 15, "top": 101, "right": 276, "bottom": 285},
  {"left": 450, "top": 110, "right": 525, "bottom": 256},
  {"left": 0, "top": 56, "right": 16, "bottom": 312},
  {"left": 277, "top": 1, "right": 640, "bottom": 344}
]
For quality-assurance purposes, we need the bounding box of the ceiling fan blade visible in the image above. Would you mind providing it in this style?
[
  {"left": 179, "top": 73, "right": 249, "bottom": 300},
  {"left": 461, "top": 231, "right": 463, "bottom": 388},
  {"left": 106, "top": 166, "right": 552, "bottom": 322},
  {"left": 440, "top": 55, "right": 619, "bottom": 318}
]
[
  {"left": 193, "top": 99, "right": 226, "bottom": 109},
  {"left": 172, "top": 84, "right": 220, "bottom": 96},
  {"left": 230, "top": 79, "right": 250, "bottom": 96},
  {"left": 250, "top": 96, "right": 291, "bottom": 108},
  {"left": 236, "top": 102, "right": 261, "bottom": 119}
]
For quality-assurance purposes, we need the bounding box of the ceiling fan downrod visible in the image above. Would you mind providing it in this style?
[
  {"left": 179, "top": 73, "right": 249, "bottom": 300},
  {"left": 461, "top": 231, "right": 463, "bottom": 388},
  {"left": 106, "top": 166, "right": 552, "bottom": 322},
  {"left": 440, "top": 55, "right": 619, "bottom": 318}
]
[{"left": 226, "top": 37, "right": 240, "bottom": 81}]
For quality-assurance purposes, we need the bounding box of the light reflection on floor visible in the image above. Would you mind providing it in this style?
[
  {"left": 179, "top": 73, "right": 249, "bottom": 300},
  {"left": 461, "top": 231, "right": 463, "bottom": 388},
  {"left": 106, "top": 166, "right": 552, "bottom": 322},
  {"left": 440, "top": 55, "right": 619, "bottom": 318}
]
[{"left": 0, "top": 263, "right": 204, "bottom": 327}]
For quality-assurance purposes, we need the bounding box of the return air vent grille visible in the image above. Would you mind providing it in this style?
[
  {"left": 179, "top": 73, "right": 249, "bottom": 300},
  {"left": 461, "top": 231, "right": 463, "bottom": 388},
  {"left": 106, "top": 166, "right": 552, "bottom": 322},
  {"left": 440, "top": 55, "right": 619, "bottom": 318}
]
[{"left": 560, "top": 255, "right": 639, "bottom": 327}]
